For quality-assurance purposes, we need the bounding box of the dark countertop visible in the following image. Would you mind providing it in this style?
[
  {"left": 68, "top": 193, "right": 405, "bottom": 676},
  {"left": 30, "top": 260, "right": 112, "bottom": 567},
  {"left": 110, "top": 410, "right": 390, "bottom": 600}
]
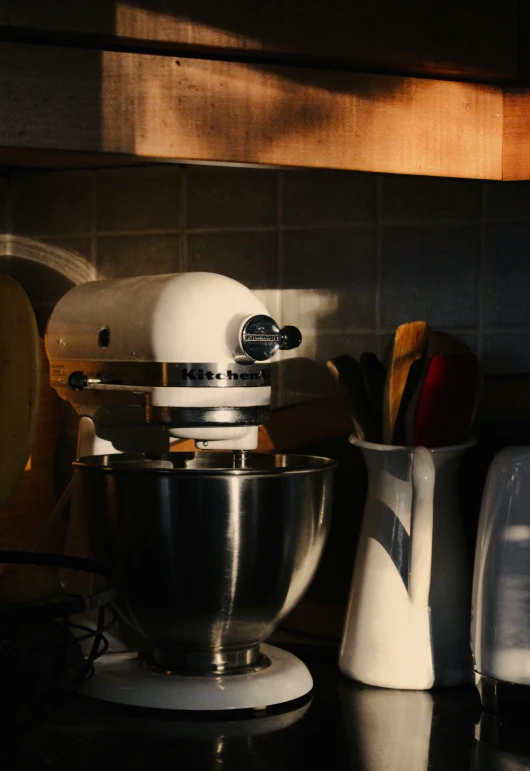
[{"left": 7, "top": 639, "right": 529, "bottom": 771}]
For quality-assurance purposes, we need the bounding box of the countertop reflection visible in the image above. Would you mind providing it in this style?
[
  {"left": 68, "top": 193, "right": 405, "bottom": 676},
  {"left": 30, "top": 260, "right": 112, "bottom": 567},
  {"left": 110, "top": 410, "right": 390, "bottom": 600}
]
[{"left": 9, "top": 639, "right": 530, "bottom": 771}]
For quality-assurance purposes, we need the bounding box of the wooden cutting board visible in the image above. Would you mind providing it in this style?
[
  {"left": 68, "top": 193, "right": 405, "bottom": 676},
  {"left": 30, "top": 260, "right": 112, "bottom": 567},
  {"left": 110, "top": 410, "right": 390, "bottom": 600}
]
[{"left": 0, "top": 275, "right": 41, "bottom": 511}]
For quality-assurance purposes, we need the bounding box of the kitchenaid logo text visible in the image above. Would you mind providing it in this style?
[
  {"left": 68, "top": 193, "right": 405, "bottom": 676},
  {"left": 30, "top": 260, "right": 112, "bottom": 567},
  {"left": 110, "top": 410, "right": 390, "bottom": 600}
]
[
  {"left": 181, "top": 368, "right": 270, "bottom": 382},
  {"left": 244, "top": 334, "right": 280, "bottom": 342}
]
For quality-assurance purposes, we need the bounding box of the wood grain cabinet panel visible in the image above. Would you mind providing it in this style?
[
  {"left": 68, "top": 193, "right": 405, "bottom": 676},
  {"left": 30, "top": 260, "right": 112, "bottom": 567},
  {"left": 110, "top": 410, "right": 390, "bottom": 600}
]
[{"left": 0, "top": 42, "right": 504, "bottom": 179}]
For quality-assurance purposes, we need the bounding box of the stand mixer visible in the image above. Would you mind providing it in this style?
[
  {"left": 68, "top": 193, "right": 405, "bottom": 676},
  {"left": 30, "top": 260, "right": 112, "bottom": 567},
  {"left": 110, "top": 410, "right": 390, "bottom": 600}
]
[{"left": 45, "top": 272, "right": 335, "bottom": 711}]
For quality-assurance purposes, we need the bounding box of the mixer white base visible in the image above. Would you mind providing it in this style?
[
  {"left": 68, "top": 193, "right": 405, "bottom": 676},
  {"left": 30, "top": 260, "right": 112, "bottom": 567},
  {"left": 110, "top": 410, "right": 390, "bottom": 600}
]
[{"left": 80, "top": 644, "right": 313, "bottom": 710}]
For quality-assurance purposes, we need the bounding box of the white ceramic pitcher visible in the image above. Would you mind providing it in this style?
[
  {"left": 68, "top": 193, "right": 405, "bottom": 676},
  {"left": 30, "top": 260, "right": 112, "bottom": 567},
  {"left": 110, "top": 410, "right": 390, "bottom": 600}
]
[{"left": 339, "top": 437, "right": 475, "bottom": 690}]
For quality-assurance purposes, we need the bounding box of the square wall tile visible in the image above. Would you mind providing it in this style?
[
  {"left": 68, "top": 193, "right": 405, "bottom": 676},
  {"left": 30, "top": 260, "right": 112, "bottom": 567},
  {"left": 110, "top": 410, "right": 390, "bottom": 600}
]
[
  {"left": 482, "top": 333, "right": 530, "bottom": 374},
  {"left": 282, "top": 170, "right": 376, "bottom": 227},
  {"left": 186, "top": 167, "right": 277, "bottom": 229},
  {"left": 486, "top": 181, "right": 530, "bottom": 222},
  {"left": 281, "top": 229, "right": 376, "bottom": 330},
  {"left": 96, "top": 166, "right": 182, "bottom": 233},
  {"left": 382, "top": 175, "right": 481, "bottom": 223},
  {"left": 97, "top": 234, "right": 181, "bottom": 278},
  {"left": 484, "top": 224, "right": 530, "bottom": 327},
  {"left": 251, "top": 289, "right": 281, "bottom": 324},
  {"left": 11, "top": 171, "right": 93, "bottom": 235},
  {"left": 381, "top": 225, "right": 479, "bottom": 328},
  {"left": 187, "top": 232, "right": 277, "bottom": 288},
  {"left": 278, "top": 330, "right": 377, "bottom": 405}
]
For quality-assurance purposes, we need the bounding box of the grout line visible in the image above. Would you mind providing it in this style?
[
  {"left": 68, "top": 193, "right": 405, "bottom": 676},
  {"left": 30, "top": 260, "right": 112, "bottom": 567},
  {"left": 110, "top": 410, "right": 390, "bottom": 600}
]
[
  {"left": 375, "top": 175, "right": 383, "bottom": 357},
  {"left": 295, "top": 327, "right": 484, "bottom": 336},
  {"left": 25, "top": 218, "right": 500, "bottom": 241},
  {"left": 30, "top": 233, "right": 94, "bottom": 240},
  {"left": 284, "top": 326, "right": 530, "bottom": 336},
  {"left": 181, "top": 168, "right": 188, "bottom": 271},
  {"left": 380, "top": 218, "right": 481, "bottom": 227},
  {"left": 277, "top": 170, "right": 284, "bottom": 293},
  {"left": 477, "top": 183, "right": 487, "bottom": 360},
  {"left": 98, "top": 223, "right": 372, "bottom": 237},
  {"left": 295, "top": 327, "right": 384, "bottom": 335},
  {"left": 5, "top": 173, "right": 13, "bottom": 237},
  {"left": 376, "top": 327, "right": 482, "bottom": 334},
  {"left": 94, "top": 228, "right": 184, "bottom": 237},
  {"left": 483, "top": 217, "right": 530, "bottom": 224},
  {"left": 481, "top": 328, "right": 530, "bottom": 334},
  {"left": 90, "top": 170, "right": 97, "bottom": 273},
  {"left": 275, "top": 221, "right": 377, "bottom": 231}
]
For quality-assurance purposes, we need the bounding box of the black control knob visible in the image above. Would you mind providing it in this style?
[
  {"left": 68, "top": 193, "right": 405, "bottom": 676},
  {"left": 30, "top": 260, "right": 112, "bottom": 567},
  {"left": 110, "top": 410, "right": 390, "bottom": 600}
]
[
  {"left": 279, "top": 326, "right": 302, "bottom": 351},
  {"left": 68, "top": 371, "right": 88, "bottom": 391}
]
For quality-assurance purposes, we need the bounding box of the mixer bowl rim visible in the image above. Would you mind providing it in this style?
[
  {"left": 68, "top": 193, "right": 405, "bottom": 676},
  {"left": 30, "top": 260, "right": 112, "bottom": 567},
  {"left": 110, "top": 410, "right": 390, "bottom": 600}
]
[{"left": 73, "top": 452, "right": 337, "bottom": 477}]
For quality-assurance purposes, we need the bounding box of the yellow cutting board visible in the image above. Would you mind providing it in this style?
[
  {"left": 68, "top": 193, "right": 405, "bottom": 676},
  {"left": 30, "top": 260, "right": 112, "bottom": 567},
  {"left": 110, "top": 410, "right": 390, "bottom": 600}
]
[{"left": 0, "top": 275, "right": 41, "bottom": 510}]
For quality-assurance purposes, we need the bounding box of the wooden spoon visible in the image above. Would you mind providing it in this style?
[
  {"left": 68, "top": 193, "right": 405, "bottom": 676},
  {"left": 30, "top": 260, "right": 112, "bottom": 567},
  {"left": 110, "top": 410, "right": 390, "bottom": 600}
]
[{"left": 382, "top": 321, "right": 430, "bottom": 444}]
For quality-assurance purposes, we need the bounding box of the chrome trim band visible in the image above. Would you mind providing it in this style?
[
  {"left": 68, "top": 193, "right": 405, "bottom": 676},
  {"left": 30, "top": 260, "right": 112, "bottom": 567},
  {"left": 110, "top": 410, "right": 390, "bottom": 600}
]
[
  {"left": 146, "top": 405, "right": 270, "bottom": 427},
  {"left": 50, "top": 360, "right": 272, "bottom": 388},
  {"left": 147, "top": 645, "right": 271, "bottom": 676}
]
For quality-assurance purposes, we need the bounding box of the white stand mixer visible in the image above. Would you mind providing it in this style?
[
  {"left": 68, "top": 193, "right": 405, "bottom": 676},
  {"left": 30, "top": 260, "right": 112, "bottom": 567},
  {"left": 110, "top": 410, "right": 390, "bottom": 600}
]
[
  {"left": 46, "top": 272, "right": 300, "bottom": 456},
  {"left": 45, "top": 272, "right": 334, "bottom": 711}
]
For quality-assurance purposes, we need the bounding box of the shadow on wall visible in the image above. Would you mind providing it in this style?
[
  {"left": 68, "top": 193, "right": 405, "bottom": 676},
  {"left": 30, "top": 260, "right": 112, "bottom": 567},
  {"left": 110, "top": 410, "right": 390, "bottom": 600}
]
[
  {"left": 2, "top": 2, "right": 418, "bottom": 171},
  {"left": 99, "top": 51, "right": 407, "bottom": 167},
  {"left": 116, "top": 0, "right": 488, "bottom": 75}
]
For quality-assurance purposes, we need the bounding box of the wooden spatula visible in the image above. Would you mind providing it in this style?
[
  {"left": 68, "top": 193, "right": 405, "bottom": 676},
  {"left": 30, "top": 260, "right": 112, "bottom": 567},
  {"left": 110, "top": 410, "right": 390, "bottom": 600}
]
[
  {"left": 327, "top": 355, "right": 378, "bottom": 442},
  {"left": 413, "top": 352, "right": 480, "bottom": 447},
  {"left": 382, "top": 321, "right": 430, "bottom": 444}
]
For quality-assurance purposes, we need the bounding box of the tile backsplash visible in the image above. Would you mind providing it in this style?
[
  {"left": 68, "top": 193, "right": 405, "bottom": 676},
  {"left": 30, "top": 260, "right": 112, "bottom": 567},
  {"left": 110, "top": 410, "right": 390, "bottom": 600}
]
[{"left": 1, "top": 164, "right": 530, "bottom": 406}]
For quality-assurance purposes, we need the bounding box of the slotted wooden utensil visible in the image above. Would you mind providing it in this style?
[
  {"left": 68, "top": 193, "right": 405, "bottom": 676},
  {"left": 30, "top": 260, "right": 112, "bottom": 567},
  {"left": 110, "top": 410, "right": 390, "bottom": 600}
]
[
  {"left": 382, "top": 321, "right": 430, "bottom": 444},
  {"left": 392, "top": 357, "right": 424, "bottom": 446},
  {"left": 360, "top": 351, "right": 386, "bottom": 441},
  {"left": 326, "top": 355, "right": 378, "bottom": 442}
]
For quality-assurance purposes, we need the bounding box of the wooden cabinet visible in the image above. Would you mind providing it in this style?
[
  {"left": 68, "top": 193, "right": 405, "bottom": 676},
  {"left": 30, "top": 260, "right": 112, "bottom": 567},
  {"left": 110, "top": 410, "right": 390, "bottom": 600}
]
[
  {"left": 0, "top": 0, "right": 521, "bottom": 80},
  {"left": 0, "top": 1, "right": 529, "bottom": 179}
]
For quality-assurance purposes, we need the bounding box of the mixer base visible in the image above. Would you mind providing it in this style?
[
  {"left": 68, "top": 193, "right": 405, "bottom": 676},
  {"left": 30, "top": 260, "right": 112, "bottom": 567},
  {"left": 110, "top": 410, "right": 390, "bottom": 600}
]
[{"left": 80, "top": 643, "right": 313, "bottom": 710}]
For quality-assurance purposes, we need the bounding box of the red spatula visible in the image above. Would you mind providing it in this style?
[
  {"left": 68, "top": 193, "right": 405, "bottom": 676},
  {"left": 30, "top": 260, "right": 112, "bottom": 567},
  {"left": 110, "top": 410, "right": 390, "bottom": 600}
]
[{"left": 413, "top": 353, "right": 480, "bottom": 448}]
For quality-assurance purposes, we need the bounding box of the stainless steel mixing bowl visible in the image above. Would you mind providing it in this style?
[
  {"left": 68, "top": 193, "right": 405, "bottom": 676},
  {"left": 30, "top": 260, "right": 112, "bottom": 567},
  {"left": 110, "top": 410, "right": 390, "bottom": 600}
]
[{"left": 73, "top": 452, "right": 335, "bottom": 673}]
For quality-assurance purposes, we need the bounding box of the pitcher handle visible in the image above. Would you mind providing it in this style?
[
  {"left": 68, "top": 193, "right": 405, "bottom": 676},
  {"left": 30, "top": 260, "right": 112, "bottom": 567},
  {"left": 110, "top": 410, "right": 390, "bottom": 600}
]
[{"left": 409, "top": 446, "right": 435, "bottom": 607}]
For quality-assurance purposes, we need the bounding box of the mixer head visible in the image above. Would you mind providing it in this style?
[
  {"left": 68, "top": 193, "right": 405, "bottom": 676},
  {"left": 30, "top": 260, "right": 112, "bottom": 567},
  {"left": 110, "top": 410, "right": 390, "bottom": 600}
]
[{"left": 45, "top": 272, "right": 301, "bottom": 453}]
